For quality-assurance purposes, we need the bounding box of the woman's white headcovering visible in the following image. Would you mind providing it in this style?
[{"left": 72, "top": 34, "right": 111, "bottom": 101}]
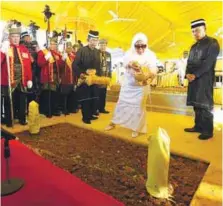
[
  {"left": 124, "top": 32, "right": 158, "bottom": 73},
  {"left": 131, "top": 32, "right": 148, "bottom": 52}
]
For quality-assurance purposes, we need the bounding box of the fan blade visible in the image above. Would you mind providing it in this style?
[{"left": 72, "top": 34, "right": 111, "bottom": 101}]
[
  {"left": 168, "top": 42, "right": 176, "bottom": 47},
  {"left": 117, "top": 18, "right": 137, "bottom": 22},
  {"left": 105, "top": 19, "right": 116, "bottom": 24},
  {"left": 108, "top": 10, "right": 118, "bottom": 18}
]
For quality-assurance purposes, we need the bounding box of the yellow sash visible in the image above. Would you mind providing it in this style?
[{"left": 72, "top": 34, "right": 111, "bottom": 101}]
[
  {"left": 42, "top": 49, "right": 55, "bottom": 64},
  {"left": 8, "top": 47, "right": 25, "bottom": 86},
  {"left": 65, "top": 57, "right": 72, "bottom": 69}
]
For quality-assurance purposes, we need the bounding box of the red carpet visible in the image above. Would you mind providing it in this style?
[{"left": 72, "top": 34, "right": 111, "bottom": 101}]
[{"left": 1, "top": 140, "right": 124, "bottom": 206}]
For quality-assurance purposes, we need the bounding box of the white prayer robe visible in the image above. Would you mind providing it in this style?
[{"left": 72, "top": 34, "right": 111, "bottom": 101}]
[{"left": 111, "top": 33, "right": 157, "bottom": 133}]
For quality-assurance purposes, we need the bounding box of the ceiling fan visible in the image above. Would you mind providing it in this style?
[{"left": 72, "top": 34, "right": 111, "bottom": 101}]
[
  {"left": 167, "top": 31, "right": 176, "bottom": 48},
  {"left": 105, "top": 1, "right": 137, "bottom": 24},
  {"left": 167, "top": 30, "right": 184, "bottom": 48}
]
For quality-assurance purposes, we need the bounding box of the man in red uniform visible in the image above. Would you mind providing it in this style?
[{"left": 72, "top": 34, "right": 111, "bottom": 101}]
[
  {"left": 60, "top": 42, "right": 78, "bottom": 114},
  {"left": 1, "top": 25, "right": 32, "bottom": 127},
  {"left": 20, "top": 31, "right": 41, "bottom": 103},
  {"left": 37, "top": 37, "right": 64, "bottom": 118}
]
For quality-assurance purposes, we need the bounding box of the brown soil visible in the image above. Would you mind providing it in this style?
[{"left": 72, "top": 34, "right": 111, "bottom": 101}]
[{"left": 16, "top": 123, "right": 208, "bottom": 206}]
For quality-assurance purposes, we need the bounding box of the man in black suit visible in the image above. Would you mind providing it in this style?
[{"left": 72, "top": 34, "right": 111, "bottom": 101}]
[
  {"left": 72, "top": 30, "right": 101, "bottom": 124},
  {"left": 184, "top": 19, "right": 220, "bottom": 140}
]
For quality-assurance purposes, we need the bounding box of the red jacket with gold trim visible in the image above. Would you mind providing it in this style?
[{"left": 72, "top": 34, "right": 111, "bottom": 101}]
[
  {"left": 61, "top": 52, "right": 76, "bottom": 85},
  {"left": 0, "top": 44, "right": 32, "bottom": 87},
  {"left": 37, "top": 49, "right": 64, "bottom": 84}
]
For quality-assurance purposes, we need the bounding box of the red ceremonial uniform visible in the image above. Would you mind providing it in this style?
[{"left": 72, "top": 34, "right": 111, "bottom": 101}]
[
  {"left": 61, "top": 52, "right": 76, "bottom": 85},
  {"left": 37, "top": 49, "right": 64, "bottom": 84},
  {"left": 0, "top": 44, "right": 32, "bottom": 87}
]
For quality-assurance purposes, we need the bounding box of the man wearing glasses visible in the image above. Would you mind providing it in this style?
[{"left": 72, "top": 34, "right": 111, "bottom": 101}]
[
  {"left": 184, "top": 19, "right": 220, "bottom": 140},
  {"left": 72, "top": 30, "right": 101, "bottom": 124}
]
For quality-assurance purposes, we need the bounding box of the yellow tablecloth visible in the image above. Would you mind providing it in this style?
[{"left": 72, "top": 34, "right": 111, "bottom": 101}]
[
  {"left": 214, "top": 88, "right": 223, "bottom": 105},
  {"left": 111, "top": 71, "right": 222, "bottom": 105},
  {"left": 111, "top": 71, "right": 117, "bottom": 86},
  {"left": 156, "top": 72, "right": 179, "bottom": 87}
]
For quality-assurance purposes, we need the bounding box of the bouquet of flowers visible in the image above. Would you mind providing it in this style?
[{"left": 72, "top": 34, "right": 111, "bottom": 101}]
[
  {"left": 131, "top": 61, "right": 155, "bottom": 85},
  {"left": 77, "top": 69, "right": 111, "bottom": 86}
]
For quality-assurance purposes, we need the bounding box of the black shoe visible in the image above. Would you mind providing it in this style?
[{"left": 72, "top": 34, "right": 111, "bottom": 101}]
[
  {"left": 93, "top": 112, "right": 100, "bottom": 116},
  {"left": 6, "top": 123, "right": 13, "bottom": 127},
  {"left": 70, "top": 109, "right": 79, "bottom": 113},
  {"left": 19, "top": 120, "right": 28, "bottom": 126},
  {"left": 184, "top": 127, "right": 202, "bottom": 133},
  {"left": 100, "top": 110, "right": 110, "bottom": 114},
  {"left": 90, "top": 116, "right": 98, "bottom": 120},
  {"left": 46, "top": 114, "right": 53, "bottom": 118},
  {"left": 53, "top": 112, "right": 61, "bottom": 116},
  {"left": 198, "top": 133, "right": 213, "bottom": 140},
  {"left": 82, "top": 119, "right": 91, "bottom": 124},
  {"left": 1, "top": 118, "right": 6, "bottom": 125}
]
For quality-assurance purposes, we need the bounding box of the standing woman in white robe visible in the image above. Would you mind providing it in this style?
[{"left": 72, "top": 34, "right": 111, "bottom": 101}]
[{"left": 105, "top": 33, "right": 157, "bottom": 137}]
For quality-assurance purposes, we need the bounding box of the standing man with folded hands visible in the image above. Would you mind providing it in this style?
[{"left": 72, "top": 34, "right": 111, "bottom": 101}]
[{"left": 185, "top": 19, "right": 220, "bottom": 140}]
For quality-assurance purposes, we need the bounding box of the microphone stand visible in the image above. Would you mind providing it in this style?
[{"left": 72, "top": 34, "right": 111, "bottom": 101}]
[{"left": 1, "top": 128, "right": 25, "bottom": 196}]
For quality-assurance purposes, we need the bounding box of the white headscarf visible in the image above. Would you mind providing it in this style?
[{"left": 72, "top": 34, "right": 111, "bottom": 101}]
[{"left": 123, "top": 33, "right": 157, "bottom": 74}]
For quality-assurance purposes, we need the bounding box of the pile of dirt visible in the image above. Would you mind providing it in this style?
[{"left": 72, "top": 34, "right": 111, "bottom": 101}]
[{"left": 16, "top": 123, "right": 208, "bottom": 206}]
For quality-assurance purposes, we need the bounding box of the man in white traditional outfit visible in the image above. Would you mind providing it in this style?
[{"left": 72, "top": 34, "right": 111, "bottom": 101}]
[{"left": 105, "top": 33, "right": 157, "bottom": 138}]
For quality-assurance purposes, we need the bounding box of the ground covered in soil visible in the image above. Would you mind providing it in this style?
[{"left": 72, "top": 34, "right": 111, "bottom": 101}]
[{"left": 16, "top": 123, "right": 208, "bottom": 206}]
